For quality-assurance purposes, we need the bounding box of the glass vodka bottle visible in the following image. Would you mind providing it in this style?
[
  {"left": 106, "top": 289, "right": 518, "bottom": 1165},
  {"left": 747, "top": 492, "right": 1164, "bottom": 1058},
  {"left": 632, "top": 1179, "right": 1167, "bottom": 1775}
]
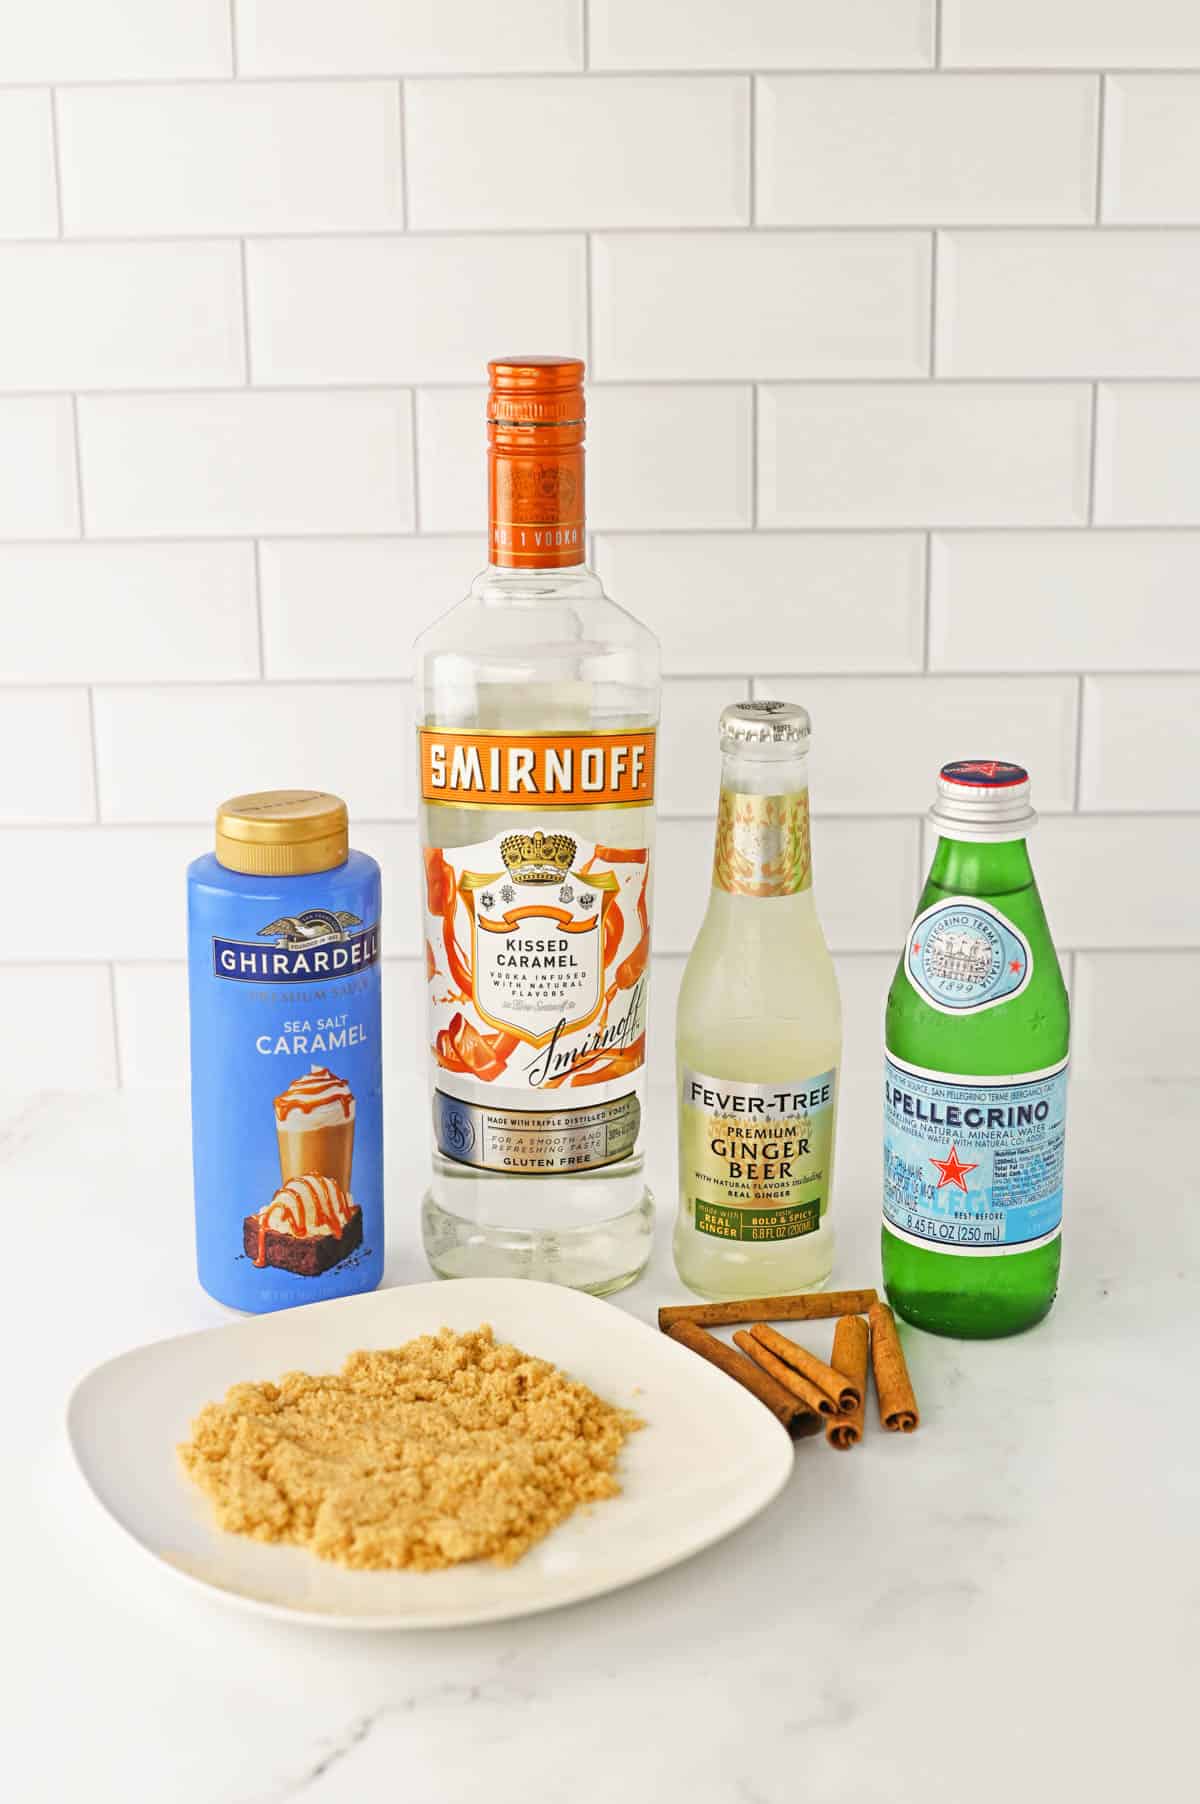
[
  {"left": 415, "top": 356, "right": 660, "bottom": 1295},
  {"left": 883, "top": 761, "right": 1069, "bottom": 1338},
  {"left": 675, "top": 703, "right": 842, "bottom": 1298}
]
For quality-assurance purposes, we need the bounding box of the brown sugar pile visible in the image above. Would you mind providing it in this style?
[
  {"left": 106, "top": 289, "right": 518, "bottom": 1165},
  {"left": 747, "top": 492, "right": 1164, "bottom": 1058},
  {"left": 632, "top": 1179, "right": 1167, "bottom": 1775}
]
[{"left": 178, "top": 1325, "right": 642, "bottom": 1572}]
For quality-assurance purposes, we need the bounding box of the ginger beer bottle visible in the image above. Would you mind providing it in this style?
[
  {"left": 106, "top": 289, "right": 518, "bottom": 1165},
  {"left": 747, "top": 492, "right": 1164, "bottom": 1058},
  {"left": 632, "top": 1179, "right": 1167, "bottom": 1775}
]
[
  {"left": 675, "top": 702, "right": 842, "bottom": 1298},
  {"left": 883, "top": 761, "right": 1069, "bottom": 1338}
]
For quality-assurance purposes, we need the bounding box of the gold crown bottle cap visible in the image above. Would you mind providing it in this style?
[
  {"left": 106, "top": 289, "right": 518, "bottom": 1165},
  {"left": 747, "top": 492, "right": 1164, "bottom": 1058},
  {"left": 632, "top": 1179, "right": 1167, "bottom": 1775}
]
[{"left": 214, "top": 790, "right": 349, "bottom": 876}]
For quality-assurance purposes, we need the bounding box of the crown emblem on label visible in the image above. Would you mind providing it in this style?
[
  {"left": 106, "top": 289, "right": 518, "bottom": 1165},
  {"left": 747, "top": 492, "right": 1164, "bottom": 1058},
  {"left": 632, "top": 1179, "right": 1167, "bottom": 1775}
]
[{"left": 500, "top": 831, "right": 576, "bottom": 884}]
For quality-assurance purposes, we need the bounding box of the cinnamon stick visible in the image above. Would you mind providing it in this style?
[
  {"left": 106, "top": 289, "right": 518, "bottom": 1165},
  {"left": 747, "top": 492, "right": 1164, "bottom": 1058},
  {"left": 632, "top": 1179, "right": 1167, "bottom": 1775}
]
[
  {"left": 658, "top": 1289, "right": 878, "bottom": 1334},
  {"left": 732, "top": 1331, "right": 837, "bottom": 1417},
  {"left": 664, "top": 1320, "right": 821, "bottom": 1438},
  {"left": 825, "top": 1316, "right": 870, "bottom": 1450},
  {"left": 746, "top": 1323, "right": 862, "bottom": 1415},
  {"left": 868, "top": 1302, "right": 919, "bottom": 1432}
]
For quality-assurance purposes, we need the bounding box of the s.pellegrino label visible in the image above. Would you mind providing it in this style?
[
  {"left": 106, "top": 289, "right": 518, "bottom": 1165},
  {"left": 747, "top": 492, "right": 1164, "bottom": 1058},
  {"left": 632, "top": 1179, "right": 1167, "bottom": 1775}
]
[
  {"left": 883, "top": 1052, "right": 1068, "bottom": 1256},
  {"left": 681, "top": 1065, "right": 835, "bottom": 1242}
]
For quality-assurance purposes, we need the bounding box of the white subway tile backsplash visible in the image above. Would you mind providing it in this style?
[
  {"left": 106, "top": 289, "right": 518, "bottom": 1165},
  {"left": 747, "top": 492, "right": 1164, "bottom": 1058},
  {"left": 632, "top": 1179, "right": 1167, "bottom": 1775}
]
[
  {"left": 405, "top": 77, "right": 749, "bottom": 229},
  {"left": 0, "top": 689, "right": 94, "bottom": 822},
  {"left": 0, "top": 24, "right": 1194, "bottom": 1084},
  {"left": 417, "top": 385, "right": 753, "bottom": 532},
  {"left": 980, "top": 815, "right": 1200, "bottom": 949},
  {"left": 590, "top": 0, "right": 933, "bottom": 69},
  {"left": 592, "top": 232, "right": 930, "bottom": 380},
  {"left": 247, "top": 235, "right": 585, "bottom": 386},
  {"left": 1072, "top": 953, "right": 1200, "bottom": 1078},
  {"left": 759, "top": 384, "right": 1091, "bottom": 527},
  {"left": 57, "top": 83, "right": 404, "bottom": 237},
  {"left": 0, "top": 828, "right": 196, "bottom": 960},
  {"left": 757, "top": 74, "right": 1097, "bottom": 225},
  {"left": 78, "top": 391, "right": 415, "bottom": 537},
  {"left": 655, "top": 816, "right": 921, "bottom": 954},
  {"left": 658, "top": 680, "right": 737, "bottom": 815},
  {"left": 1094, "top": 383, "right": 1200, "bottom": 524},
  {"left": 0, "top": 543, "right": 258, "bottom": 683},
  {"left": 1080, "top": 676, "right": 1200, "bottom": 811},
  {"left": 112, "top": 962, "right": 187, "bottom": 1087},
  {"left": 590, "top": 386, "right": 753, "bottom": 531},
  {"left": 0, "top": 243, "right": 244, "bottom": 391},
  {"left": 751, "top": 676, "right": 1078, "bottom": 814},
  {"left": 943, "top": 2, "right": 1200, "bottom": 69},
  {"left": 0, "top": 967, "right": 116, "bottom": 1090},
  {"left": 0, "top": 399, "right": 79, "bottom": 540},
  {"left": 0, "top": 92, "right": 58, "bottom": 239},
  {"left": 238, "top": 0, "right": 582, "bottom": 74},
  {"left": 930, "top": 533, "right": 1200, "bottom": 672},
  {"left": 93, "top": 683, "right": 412, "bottom": 822},
  {"left": 1104, "top": 77, "right": 1200, "bottom": 224},
  {"left": 0, "top": 824, "right": 419, "bottom": 964},
  {"left": 939, "top": 232, "right": 1200, "bottom": 378},
  {"left": 260, "top": 537, "right": 479, "bottom": 677},
  {"left": 0, "top": 1, "right": 231, "bottom": 83},
  {"left": 592, "top": 533, "right": 926, "bottom": 675}
]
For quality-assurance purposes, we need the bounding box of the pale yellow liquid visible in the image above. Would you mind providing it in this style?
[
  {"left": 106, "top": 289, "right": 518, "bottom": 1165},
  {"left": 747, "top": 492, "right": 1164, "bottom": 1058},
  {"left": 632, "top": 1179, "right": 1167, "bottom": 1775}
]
[{"left": 674, "top": 766, "right": 842, "bottom": 1298}]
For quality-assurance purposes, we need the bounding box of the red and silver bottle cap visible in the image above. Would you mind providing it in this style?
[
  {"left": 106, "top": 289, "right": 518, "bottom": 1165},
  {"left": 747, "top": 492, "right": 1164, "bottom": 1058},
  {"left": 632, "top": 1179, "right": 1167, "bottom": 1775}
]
[{"left": 928, "top": 760, "right": 1037, "bottom": 842}]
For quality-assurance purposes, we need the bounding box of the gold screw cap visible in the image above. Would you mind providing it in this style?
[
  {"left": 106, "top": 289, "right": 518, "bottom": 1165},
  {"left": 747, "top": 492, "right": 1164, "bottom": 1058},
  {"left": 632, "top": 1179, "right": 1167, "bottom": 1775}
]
[{"left": 214, "top": 790, "right": 349, "bottom": 876}]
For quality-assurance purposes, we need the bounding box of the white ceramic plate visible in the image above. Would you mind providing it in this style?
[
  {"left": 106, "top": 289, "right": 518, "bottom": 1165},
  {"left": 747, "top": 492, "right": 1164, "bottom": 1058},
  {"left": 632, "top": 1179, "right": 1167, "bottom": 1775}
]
[{"left": 67, "top": 1279, "right": 793, "bottom": 1630}]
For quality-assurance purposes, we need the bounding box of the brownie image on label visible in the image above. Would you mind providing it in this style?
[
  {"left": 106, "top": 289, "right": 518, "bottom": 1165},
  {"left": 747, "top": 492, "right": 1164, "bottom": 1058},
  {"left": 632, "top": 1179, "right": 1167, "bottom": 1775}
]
[{"left": 244, "top": 1174, "right": 363, "bottom": 1277}]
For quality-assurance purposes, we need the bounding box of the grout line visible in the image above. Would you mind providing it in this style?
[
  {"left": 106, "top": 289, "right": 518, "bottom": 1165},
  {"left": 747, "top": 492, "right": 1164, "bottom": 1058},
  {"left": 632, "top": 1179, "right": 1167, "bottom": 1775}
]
[
  {"left": 584, "top": 231, "right": 594, "bottom": 369},
  {"left": 934, "top": 0, "right": 943, "bottom": 67},
  {"left": 409, "top": 390, "right": 422, "bottom": 532},
  {"left": 68, "top": 393, "right": 87, "bottom": 535},
  {"left": 5, "top": 669, "right": 1194, "bottom": 692},
  {"left": 580, "top": 0, "right": 590, "bottom": 71},
  {"left": 238, "top": 239, "right": 253, "bottom": 382},
  {"left": 1086, "top": 381, "right": 1101, "bottom": 523},
  {"left": 251, "top": 539, "right": 265, "bottom": 676},
  {"left": 4, "top": 67, "right": 1181, "bottom": 87},
  {"left": 108, "top": 962, "right": 124, "bottom": 1087},
  {"left": 1073, "top": 675, "right": 1086, "bottom": 809},
  {"left": 0, "top": 376, "right": 1147, "bottom": 399},
  {"left": 748, "top": 74, "right": 757, "bottom": 225},
  {"left": 1094, "top": 73, "right": 1107, "bottom": 224},
  {"left": 928, "top": 230, "right": 940, "bottom": 376},
  {"left": 85, "top": 684, "right": 100, "bottom": 821},
  {"left": 229, "top": 0, "right": 239, "bottom": 77},
  {"left": 3, "top": 224, "right": 1200, "bottom": 246},
  {"left": 47, "top": 87, "right": 65, "bottom": 238},
  {"left": 921, "top": 533, "right": 933, "bottom": 670},
  {"left": 396, "top": 79, "right": 411, "bottom": 230}
]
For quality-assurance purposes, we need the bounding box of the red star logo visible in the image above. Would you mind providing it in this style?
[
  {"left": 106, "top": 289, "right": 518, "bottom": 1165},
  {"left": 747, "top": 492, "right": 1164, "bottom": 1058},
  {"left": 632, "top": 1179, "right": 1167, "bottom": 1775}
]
[
  {"left": 929, "top": 1145, "right": 979, "bottom": 1192},
  {"left": 1009, "top": 959, "right": 1022, "bottom": 973},
  {"left": 955, "top": 761, "right": 1001, "bottom": 778},
  {"left": 912, "top": 940, "right": 921, "bottom": 954}
]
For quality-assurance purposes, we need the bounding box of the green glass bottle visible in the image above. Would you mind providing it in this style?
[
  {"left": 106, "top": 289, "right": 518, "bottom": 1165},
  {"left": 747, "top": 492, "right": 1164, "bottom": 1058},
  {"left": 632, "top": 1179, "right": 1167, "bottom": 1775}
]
[{"left": 882, "top": 761, "right": 1069, "bottom": 1339}]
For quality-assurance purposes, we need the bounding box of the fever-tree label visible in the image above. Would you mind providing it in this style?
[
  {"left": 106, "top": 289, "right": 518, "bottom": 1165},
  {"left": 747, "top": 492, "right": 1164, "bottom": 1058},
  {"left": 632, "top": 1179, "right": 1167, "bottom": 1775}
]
[{"left": 681, "top": 1067, "right": 835, "bottom": 1242}]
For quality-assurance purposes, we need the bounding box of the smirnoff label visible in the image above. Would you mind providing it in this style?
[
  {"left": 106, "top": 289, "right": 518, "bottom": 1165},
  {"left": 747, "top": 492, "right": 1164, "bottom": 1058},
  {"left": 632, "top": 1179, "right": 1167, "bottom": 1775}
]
[
  {"left": 422, "top": 815, "right": 651, "bottom": 1175},
  {"left": 419, "top": 728, "right": 656, "bottom": 811}
]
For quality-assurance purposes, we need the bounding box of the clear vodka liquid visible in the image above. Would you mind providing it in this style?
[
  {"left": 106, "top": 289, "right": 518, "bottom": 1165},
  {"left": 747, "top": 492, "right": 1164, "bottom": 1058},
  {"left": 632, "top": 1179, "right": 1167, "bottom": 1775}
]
[
  {"left": 883, "top": 761, "right": 1070, "bottom": 1338},
  {"left": 415, "top": 357, "right": 660, "bottom": 1294},
  {"left": 675, "top": 703, "right": 843, "bottom": 1298}
]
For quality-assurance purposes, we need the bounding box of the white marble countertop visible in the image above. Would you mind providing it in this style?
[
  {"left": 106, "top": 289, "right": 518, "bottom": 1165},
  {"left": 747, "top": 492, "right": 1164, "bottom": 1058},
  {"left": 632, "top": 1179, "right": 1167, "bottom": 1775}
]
[{"left": 7, "top": 1075, "right": 1197, "bottom": 1804}]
